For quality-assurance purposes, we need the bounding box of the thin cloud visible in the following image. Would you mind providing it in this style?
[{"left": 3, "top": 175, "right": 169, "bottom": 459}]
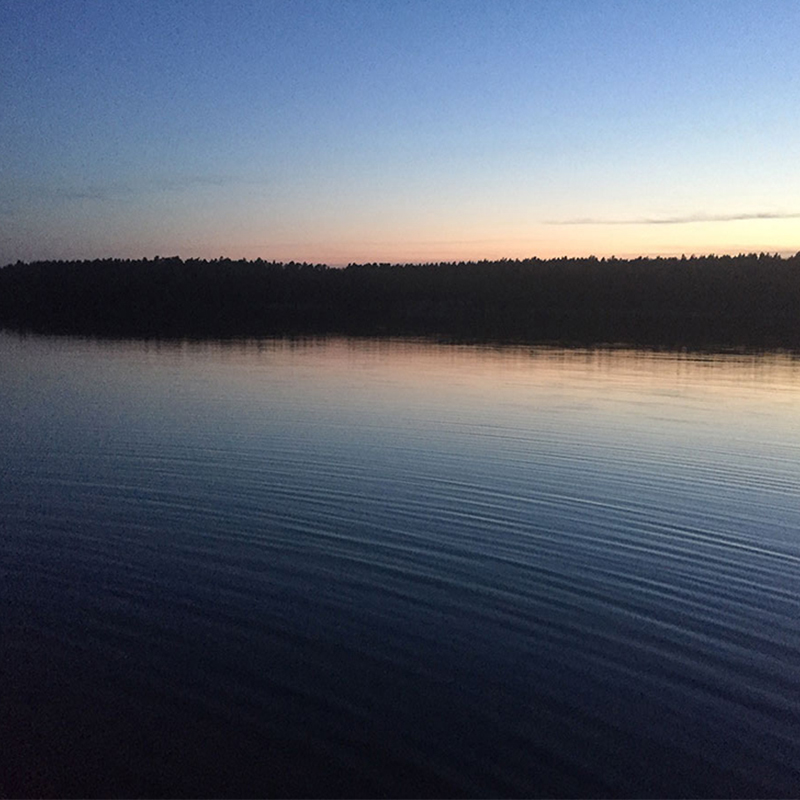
[
  {"left": 60, "top": 183, "right": 135, "bottom": 202},
  {"left": 16, "top": 174, "right": 272, "bottom": 206},
  {"left": 151, "top": 174, "right": 271, "bottom": 192},
  {"left": 549, "top": 211, "right": 800, "bottom": 225}
]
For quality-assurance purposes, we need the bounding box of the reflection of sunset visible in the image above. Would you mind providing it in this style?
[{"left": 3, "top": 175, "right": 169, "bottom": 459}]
[
  {"left": 3, "top": 330, "right": 800, "bottom": 798},
  {"left": 138, "top": 337, "right": 800, "bottom": 427}
]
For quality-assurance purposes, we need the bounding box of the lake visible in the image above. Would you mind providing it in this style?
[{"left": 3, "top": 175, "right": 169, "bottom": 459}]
[{"left": 1, "top": 332, "right": 799, "bottom": 797}]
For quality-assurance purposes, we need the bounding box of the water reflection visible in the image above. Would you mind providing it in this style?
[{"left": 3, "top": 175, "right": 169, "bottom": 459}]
[{"left": 1, "top": 333, "right": 799, "bottom": 797}]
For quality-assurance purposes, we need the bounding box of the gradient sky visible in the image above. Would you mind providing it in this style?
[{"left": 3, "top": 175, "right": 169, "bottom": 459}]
[{"left": 2, "top": 0, "right": 798, "bottom": 265}]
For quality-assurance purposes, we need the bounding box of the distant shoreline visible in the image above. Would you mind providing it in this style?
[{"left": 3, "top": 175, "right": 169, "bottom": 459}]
[{"left": 2, "top": 254, "right": 799, "bottom": 350}]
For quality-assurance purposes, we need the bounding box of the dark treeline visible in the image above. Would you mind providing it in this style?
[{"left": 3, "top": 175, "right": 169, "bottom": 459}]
[{"left": 1, "top": 253, "right": 799, "bottom": 348}]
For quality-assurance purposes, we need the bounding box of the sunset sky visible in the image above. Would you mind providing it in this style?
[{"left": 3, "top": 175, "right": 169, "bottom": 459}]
[{"left": 2, "top": 0, "right": 798, "bottom": 266}]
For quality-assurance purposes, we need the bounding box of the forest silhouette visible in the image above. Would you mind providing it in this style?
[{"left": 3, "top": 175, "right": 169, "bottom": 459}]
[{"left": 1, "top": 253, "right": 798, "bottom": 348}]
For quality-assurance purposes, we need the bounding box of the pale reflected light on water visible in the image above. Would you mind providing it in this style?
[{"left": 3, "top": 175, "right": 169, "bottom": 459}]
[{"left": 1, "top": 333, "right": 799, "bottom": 797}]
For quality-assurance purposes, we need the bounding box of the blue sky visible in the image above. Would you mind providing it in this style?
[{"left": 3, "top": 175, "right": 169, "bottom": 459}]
[{"left": 1, "top": 0, "right": 798, "bottom": 264}]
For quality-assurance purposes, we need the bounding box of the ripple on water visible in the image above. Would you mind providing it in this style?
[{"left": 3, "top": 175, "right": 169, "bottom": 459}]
[{"left": 1, "top": 334, "right": 799, "bottom": 796}]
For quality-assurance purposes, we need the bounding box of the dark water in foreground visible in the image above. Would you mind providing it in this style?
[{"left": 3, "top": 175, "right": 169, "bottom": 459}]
[{"left": 1, "top": 333, "right": 799, "bottom": 798}]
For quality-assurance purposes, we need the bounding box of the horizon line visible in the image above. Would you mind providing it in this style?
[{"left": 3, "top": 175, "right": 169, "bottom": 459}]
[{"left": 3, "top": 249, "right": 799, "bottom": 270}]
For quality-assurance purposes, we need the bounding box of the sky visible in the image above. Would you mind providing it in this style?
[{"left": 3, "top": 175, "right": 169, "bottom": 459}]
[{"left": 1, "top": 0, "right": 798, "bottom": 266}]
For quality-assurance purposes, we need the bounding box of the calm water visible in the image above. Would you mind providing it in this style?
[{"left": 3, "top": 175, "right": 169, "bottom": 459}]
[{"left": 2, "top": 332, "right": 799, "bottom": 798}]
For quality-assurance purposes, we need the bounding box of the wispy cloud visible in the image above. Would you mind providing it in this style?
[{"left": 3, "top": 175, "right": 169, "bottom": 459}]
[
  {"left": 7, "top": 174, "right": 272, "bottom": 208},
  {"left": 548, "top": 211, "right": 800, "bottom": 225},
  {"left": 150, "top": 174, "right": 271, "bottom": 193},
  {"left": 74, "top": 174, "right": 270, "bottom": 200},
  {"left": 59, "top": 183, "right": 136, "bottom": 202}
]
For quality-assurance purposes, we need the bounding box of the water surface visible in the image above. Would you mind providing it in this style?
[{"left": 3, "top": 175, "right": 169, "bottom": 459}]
[{"left": 1, "top": 333, "right": 799, "bottom": 797}]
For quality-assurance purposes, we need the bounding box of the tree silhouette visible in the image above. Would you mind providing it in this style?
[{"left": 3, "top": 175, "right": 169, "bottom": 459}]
[{"left": 0, "top": 253, "right": 798, "bottom": 348}]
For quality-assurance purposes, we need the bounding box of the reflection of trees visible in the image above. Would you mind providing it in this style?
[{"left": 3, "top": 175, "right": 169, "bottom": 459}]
[{"left": 1, "top": 252, "right": 798, "bottom": 348}]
